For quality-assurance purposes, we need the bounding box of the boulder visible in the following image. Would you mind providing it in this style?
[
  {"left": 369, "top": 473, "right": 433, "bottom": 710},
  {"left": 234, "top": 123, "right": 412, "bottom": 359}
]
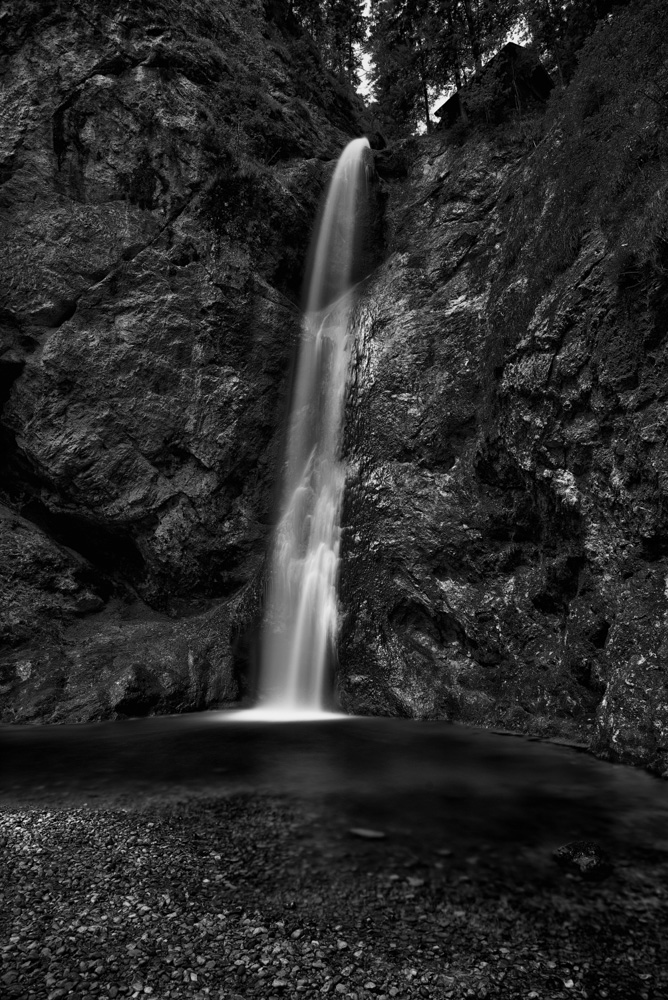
[{"left": 553, "top": 841, "right": 614, "bottom": 881}]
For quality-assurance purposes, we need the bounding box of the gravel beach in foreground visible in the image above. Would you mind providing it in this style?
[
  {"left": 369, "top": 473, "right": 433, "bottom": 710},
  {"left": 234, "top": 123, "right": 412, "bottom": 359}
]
[{"left": 2, "top": 791, "right": 667, "bottom": 1000}]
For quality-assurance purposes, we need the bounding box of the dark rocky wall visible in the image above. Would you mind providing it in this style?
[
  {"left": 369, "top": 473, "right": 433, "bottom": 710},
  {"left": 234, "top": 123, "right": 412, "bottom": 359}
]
[
  {"left": 2, "top": 2, "right": 666, "bottom": 779},
  {"left": 339, "top": 131, "right": 668, "bottom": 776},
  {"left": 0, "top": 0, "right": 370, "bottom": 721}
]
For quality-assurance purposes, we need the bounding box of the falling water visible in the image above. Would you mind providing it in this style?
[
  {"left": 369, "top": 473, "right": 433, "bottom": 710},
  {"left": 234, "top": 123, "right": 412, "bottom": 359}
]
[{"left": 255, "top": 137, "right": 371, "bottom": 719}]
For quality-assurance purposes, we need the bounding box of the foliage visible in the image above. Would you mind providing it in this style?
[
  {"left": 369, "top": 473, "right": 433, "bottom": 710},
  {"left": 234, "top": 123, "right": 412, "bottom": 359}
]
[
  {"left": 497, "top": 0, "right": 668, "bottom": 338},
  {"left": 520, "top": 0, "right": 632, "bottom": 85},
  {"left": 290, "top": 0, "right": 366, "bottom": 86},
  {"left": 363, "top": 0, "right": 640, "bottom": 138},
  {"left": 366, "top": 0, "right": 538, "bottom": 134}
]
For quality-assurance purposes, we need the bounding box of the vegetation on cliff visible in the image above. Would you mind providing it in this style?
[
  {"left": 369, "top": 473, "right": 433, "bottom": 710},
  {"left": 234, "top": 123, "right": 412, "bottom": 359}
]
[
  {"left": 501, "top": 0, "right": 668, "bottom": 331},
  {"left": 361, "top": 0, "right": 634, "bottom": 133}
]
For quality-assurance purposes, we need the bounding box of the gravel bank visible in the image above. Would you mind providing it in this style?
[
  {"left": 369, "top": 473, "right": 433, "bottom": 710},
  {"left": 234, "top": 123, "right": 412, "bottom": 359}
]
[{"left": 1, "top": 793, "right": 667, "bottom": 1000}]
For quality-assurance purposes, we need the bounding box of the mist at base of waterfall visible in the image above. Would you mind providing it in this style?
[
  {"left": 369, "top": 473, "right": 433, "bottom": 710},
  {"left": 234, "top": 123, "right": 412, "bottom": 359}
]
[{"left": 223, "top": 707, "right": 346, "bottom": 723}]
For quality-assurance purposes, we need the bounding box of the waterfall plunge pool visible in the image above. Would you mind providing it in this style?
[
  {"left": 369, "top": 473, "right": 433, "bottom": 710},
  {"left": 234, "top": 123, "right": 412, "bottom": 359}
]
[{"left": 1, "top": 714, "right": 665, "bottom": 859}]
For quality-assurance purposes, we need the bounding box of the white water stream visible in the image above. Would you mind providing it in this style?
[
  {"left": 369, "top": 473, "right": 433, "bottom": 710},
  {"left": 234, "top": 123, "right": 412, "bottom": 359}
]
[{"left": 251, "top": 137, "right": 371, "bottom": 720}]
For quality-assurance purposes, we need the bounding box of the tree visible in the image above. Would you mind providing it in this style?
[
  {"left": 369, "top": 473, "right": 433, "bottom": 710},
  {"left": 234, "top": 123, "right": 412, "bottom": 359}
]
[
  {"left": 367, "top": 0, "right": 444, "bottom": 134},
  {"left": 290, "top": 0, "right": 366, "bottom": 87},
  {"left": 520, "top": 0, "right": 633, "bottom": 85},
  {"left": 327, "top": 0, "right": 367, "bottom": 86},
  {"left": 367, "top": 0, "right": 524, "bottom": 134}
]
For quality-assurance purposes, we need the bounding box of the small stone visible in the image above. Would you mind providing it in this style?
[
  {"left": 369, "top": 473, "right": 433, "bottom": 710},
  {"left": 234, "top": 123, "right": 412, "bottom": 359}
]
[
  {"left": 337, "top": 940, "right": 348, "bottom": 950},
  {"left": 553, "top": 841, "right": 614, "bottom": 881}
]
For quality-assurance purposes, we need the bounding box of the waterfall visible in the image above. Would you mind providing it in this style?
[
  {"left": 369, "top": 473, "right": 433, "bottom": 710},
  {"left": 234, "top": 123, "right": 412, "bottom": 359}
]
[{"left": 254, "top": 137, "right": 371, "bottom": 720}]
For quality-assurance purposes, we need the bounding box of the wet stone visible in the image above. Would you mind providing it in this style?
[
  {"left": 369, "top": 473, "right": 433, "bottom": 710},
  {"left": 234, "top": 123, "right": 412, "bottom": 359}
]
[{"left": 553, "top": 841, "right": 614, "bottom": 881}]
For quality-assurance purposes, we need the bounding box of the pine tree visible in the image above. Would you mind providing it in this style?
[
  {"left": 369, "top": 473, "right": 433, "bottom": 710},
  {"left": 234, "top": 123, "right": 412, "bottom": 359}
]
[
  {"left": 326, "top": 0, "right": 366, "bottom": 86},
  {"left": 368, "top": 0, "right": 527, "bottom": 134},
  {"left": 519, "top": 0, "right": 633, "bottom": 85},
  {"left": 291, "top": 0, "right": 366, "bottom": 87},
  {"left": 368, "top": 0, "right": 442, "bottom": 134}
]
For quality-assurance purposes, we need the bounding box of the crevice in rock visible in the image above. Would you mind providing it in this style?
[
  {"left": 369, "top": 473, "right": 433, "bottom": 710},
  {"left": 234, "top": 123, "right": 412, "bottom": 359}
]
[
  {"left": 589, "top": 620, "right": 610, "bottom": 650},
  {"left": 150, "top": 437, "right": 212, "bottom": 475},
  {"left": 640, "top": 532, "right": 668, "bottom": 561},
  {"left": 29, "top": 184, "right": 205, "bottom": 350},
  {"left": 0, "top": 347, "right": 143, "bottom": 599},
  {"left": 389, "top": 598, "right": 468, "bottom": 652},
  {"left": 51, "top": 49, "right": 145, "bottom": 167},
  {"left": 46, "top": 299, "right": 79, "bottom": 328},
  {"left": 0, "top": 392, "right": 145, "bottom": 597},
  {"left": 0, "top": 358, "right": 24, "bottom": 410},
  {"left": 52, "top": 89, "right": 85, "bottom": 168},
  {"left": 111, "top": 665, "right": 163, "bottom": 718},
  {"left": 17, "top": 497, "right": 146, "bottom": 586},
  {"left": 230, "top": 617, "right": 261, "bottom": 701},
  {"left": 0, "top": 149, "right": 20, "bottom": 187},
  {"left": 531, "top": 554, "right": 586, "bottom": 615}
]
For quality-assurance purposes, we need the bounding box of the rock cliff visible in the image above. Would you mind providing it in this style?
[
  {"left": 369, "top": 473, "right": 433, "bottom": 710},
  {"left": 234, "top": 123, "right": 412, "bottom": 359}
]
[
  {"left": 2, "top": 0, "right": 666, "bottom": 777},
  {"left": 340, "top": 118, "right": 668, "bottom": 775},
  {"left": 0, "top": 0, "right": 370, "bottom": 721}
]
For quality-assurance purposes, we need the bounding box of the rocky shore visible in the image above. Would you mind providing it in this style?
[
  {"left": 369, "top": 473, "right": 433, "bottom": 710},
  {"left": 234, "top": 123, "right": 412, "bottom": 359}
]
[
  {"left": 2, "top": 0, "right": 668, "bottom": 778},
  {"left": 2, "top": 787, "right": 667, "bottom": 1000}
]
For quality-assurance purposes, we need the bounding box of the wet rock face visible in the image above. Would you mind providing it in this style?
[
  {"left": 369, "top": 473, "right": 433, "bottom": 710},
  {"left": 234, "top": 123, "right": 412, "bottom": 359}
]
[
  {"left": 3, "top": 6, "right": 666, "bottom": 775},
  {"left": 340, "top": 132, "right": 668, "bottom": 775},
  {"left": 553, "top": 841, "right": 614, "bottom": 882},
  {"left": 0, "top": 0, "right": 368, "bottom": 721}
]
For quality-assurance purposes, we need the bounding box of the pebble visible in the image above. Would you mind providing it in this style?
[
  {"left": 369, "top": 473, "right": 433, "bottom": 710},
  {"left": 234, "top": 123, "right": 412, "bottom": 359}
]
[
  {"left": 0, "top": 797, "right": 664, "bottom": 1000},
  {"left": 553, "top": 841, "right": 614, "bottom": 881}
]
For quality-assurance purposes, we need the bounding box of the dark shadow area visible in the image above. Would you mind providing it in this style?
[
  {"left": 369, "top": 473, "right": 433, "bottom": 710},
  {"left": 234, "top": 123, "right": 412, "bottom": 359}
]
[
  {"left": 17, "top": 497, "right": 146, "bottom": 584},
  {"left": 0, "top": 349, "right": 146, "bottom": 590},
  {"left": 1, "top": 716, "right": 666, "bottom": 854}
]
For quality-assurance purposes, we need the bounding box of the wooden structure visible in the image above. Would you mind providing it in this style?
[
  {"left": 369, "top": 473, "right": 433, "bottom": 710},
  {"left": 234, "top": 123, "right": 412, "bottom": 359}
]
[{"left": 434, "top": 43, "right": 554, "bottom": 127}]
